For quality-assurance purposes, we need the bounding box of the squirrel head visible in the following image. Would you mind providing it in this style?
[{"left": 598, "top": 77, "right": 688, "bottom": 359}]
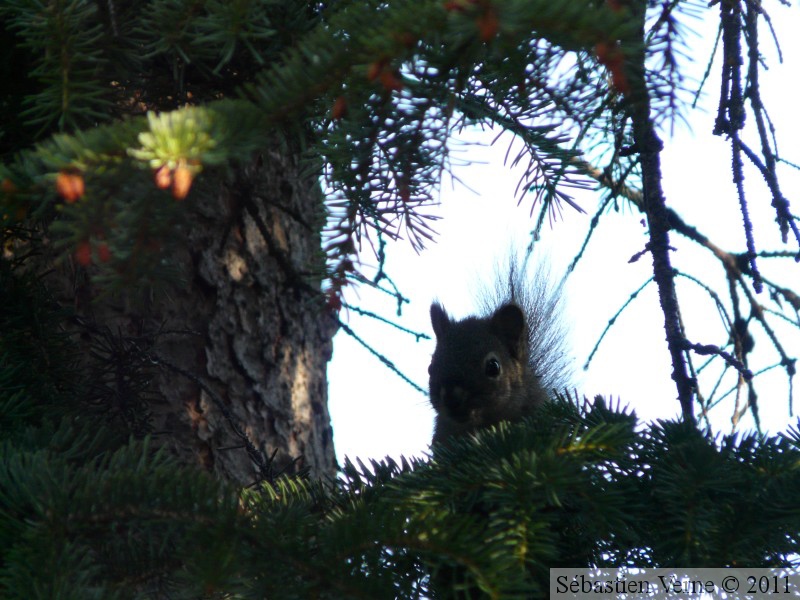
[{"left": 428, "top": 302, "right": 532, "bottom": 441}]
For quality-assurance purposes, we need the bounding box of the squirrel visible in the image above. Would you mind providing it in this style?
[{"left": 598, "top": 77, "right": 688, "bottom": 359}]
[{"left": 427, "top": 258, "right": 571, "bottom": 444}]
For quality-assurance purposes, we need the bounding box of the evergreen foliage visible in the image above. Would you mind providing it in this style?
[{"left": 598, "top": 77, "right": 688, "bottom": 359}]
[
  {"left": 2, "top": 268, "right": 799, "bottom": 598},
  {"left": 2, "top": 0, "right": 796, "bottom": 420},
  {"left": 0, "top": 0, "right": 634, "bottom": 271},
  {"left": 1, "top": 0, "right": 799, "bottom": 596}
]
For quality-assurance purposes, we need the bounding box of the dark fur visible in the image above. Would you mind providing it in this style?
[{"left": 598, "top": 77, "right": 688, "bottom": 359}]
[{"left": 428, "top": 256, "right": 571, "bottom": 444}]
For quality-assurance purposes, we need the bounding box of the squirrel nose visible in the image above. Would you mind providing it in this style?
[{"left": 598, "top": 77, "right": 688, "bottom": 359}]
[{"left": 441, "top": 384, "right": 470, "bottom": 419}]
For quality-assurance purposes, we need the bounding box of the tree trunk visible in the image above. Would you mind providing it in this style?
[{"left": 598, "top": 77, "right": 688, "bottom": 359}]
[{"left": 46, "top": 144, "right": 338, "bottom": 484}]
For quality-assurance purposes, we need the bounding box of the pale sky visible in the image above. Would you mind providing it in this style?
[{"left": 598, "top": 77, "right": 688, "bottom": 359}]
[{"left": 327, "top": 7, "right": 800, "bottom": 466}]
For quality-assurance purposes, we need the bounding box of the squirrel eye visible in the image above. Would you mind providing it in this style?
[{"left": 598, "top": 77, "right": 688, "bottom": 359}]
[{"left": 484, "top": 356, "right": 501, "bottom": 378}]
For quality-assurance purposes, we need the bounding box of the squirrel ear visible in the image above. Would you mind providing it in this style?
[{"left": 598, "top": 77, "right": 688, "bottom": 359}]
[
  {"left": 430, "top": 302, "right": 450, "bottom": 338},
  {"left": 490, "top": 304, "right": 526, "bottom": 358}
]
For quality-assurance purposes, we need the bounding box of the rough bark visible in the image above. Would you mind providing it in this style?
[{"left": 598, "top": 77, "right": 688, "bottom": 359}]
[{"left": 45, "top": 144, "right": 338, "bottom": 483}]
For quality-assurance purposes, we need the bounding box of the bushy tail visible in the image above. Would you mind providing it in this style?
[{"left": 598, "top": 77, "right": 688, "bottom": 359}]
[{"left": 476, "top": 252, "right": 573, "bottom": 394}]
